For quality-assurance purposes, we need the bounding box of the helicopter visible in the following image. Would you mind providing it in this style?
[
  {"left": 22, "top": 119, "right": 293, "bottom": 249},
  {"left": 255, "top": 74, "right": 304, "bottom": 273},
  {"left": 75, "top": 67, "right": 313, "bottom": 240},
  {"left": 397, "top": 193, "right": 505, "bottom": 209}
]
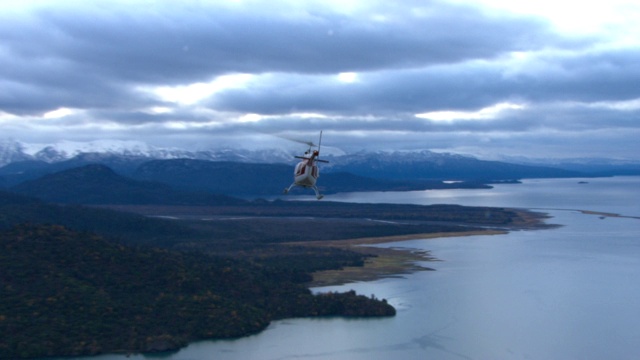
[{"left": 283, "top": 131, "right": 329, "bottom": 200}]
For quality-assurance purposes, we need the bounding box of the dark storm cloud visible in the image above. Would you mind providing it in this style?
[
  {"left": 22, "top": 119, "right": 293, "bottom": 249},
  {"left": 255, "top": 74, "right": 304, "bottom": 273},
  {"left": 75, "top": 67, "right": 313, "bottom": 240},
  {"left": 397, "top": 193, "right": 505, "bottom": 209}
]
[
  {"left": 210, "top": 47, "right": 640, "bottom": 116},
  {"left": 504, "top": 48, "right": 640, "bottom": 102},
  {"left": 1, "top": 1, "right": 638, "bottom": 160},
  {"left": 0, "top": 0, "right": 559, "bottom": 116},
  {"left": 207, "top": 66, "right": 502, "bottom": 115}
]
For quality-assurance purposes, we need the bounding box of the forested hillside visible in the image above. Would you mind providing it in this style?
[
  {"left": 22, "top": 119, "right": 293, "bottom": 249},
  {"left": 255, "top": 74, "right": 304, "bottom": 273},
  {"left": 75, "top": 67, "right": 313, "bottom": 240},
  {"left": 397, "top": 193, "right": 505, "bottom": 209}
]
[{"left": 0, "top": 224, "right": 395, "bottom": 358}]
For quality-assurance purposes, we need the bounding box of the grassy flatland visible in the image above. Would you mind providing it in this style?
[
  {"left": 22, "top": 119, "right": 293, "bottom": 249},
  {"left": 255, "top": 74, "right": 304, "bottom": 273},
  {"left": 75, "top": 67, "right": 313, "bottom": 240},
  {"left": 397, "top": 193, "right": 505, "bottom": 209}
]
[
  {"left": 292, "top": 230, "right": 507, "bottom": 287},
  {"left": 103, "top": 203, "right": 551, "bottom": 287}
]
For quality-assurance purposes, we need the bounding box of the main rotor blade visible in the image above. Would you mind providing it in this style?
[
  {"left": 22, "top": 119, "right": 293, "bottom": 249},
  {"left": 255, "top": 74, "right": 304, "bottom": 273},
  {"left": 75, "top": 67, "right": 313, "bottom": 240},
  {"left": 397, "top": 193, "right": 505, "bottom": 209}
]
[{"left": 274, "top": 134, "right": 316, "bottom": 147}]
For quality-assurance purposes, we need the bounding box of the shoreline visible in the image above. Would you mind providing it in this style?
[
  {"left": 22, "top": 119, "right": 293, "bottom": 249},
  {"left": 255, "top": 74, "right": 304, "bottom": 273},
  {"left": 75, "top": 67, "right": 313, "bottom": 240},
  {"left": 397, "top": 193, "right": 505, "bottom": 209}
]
[
  {"left": 296, "top": 229, "right": 508, "bottom": 287},
  {"left": 579, "top": 209, "right": 640, "bottom": 220},
  {"left": 305, "top": 208, "right": 629, "bottom": 288}
]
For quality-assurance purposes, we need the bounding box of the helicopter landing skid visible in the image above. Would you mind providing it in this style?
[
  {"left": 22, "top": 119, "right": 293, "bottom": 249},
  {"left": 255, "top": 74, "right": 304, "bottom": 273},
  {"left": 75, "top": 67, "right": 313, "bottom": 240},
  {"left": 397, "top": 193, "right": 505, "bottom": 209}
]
[{"left": 283, "top": 183, "right": 323, "bottom": 200}]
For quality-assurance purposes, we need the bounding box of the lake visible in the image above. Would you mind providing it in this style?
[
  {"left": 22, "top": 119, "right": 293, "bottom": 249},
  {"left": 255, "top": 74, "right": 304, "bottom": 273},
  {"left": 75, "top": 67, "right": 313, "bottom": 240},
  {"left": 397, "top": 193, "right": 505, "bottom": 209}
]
[{"left": 68, "top": 177, "right": 640, "bottom": 359}]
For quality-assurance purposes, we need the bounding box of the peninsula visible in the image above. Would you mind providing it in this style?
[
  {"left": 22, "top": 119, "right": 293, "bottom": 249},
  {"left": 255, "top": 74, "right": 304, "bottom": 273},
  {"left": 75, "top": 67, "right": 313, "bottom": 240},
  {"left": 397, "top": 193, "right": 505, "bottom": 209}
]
[{"left": 0, "top": 192, "right": 551, "bottom": 358}]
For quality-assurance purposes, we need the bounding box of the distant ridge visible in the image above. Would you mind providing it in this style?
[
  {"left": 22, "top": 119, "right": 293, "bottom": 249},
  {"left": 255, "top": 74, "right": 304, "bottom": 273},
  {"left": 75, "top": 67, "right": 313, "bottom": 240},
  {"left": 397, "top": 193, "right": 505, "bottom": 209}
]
[
  {"left": 323, "top": 150, "right": 584, "bottom": 180},
  {"left": 132, "top": 159, "right": 293, "bottom": 196},
  {"left": 10, "top": 164, "right": 247, "bottom": 205},
  {"left": 130, "top": 159, "right": 489, "bottom": 196},
  {"left": 5, "top": 160, "right": 489, "bottom": 201}
]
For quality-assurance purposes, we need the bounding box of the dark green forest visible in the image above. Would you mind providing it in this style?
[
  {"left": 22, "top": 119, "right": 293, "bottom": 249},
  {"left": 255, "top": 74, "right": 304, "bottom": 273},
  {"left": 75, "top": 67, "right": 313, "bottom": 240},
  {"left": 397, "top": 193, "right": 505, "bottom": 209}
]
[{"left": 0, "top": 224, "right": 394, "bottom": 358}]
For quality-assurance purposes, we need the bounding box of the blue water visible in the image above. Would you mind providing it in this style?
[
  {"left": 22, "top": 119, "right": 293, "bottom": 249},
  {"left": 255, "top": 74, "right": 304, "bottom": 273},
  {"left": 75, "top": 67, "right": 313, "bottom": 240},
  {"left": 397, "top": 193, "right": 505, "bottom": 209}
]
[
  {"left": 328, "top": 176, "right": 640, "bottom": 217},
  {"left": 69, "top": 177, "right": 640, "bottom": 360}
]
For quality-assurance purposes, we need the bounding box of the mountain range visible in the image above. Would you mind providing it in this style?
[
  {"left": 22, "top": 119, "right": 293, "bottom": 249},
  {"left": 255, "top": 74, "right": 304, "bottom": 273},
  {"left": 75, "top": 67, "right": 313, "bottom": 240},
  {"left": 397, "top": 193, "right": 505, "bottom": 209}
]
[
  {"left": 1, "top": 138, "right": 639, "bottom": 201},
  {"left": 0, "top": 139, "right": 294, "bottom": 167},
  {"left": 2, "top": 138, "right": 639, "bottom": 176}
]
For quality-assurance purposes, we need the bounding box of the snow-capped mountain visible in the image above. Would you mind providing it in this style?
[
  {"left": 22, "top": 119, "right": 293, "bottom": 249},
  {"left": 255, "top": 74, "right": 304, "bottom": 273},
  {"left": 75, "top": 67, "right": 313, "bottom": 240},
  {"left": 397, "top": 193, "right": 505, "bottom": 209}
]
[
  {"left": 0, "top": 139, "right": 295, "bottom": 167},
  {"left": 17, "top": 139, "right": 202, "bottom": 163},
  {"left": 0, "top": 139, "right": 33, "bottom": 166},
  {"left": 1, "top": 139, "right": 637, "bottom": 182},
  {"left": 3, "top": 139, "right": 480, "bottom": 176}
]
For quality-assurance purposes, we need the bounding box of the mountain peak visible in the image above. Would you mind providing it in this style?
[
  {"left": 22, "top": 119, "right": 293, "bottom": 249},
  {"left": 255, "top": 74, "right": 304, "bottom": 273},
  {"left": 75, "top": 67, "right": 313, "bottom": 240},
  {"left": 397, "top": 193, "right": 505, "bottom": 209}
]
[{"left": 0, "top": 139, "right": 33, "bottom": 165}]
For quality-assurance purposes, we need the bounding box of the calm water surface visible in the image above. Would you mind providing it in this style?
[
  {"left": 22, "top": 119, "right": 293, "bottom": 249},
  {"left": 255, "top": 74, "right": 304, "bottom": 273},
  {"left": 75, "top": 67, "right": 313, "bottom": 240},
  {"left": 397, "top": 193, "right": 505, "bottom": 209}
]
[{"left": 70, "top": 177, "right": 640, "bottom": 360}]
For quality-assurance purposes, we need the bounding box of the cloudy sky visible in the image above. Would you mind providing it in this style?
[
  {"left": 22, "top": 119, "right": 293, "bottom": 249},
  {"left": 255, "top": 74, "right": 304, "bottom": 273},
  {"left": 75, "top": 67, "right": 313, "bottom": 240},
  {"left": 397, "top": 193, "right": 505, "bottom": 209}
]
[{"left": 1, "top": 0, "right": 639, "bottom": 160}]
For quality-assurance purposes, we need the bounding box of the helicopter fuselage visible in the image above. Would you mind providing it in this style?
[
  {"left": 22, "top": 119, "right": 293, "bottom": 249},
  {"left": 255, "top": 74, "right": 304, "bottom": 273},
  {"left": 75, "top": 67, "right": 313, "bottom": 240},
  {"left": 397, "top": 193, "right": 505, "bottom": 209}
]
[
  {"left": 283, "top": 137, "right": 328, "bottom": 200},
  {"left": 293, "top": 158, "right": 319, "bottom": 187}
]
